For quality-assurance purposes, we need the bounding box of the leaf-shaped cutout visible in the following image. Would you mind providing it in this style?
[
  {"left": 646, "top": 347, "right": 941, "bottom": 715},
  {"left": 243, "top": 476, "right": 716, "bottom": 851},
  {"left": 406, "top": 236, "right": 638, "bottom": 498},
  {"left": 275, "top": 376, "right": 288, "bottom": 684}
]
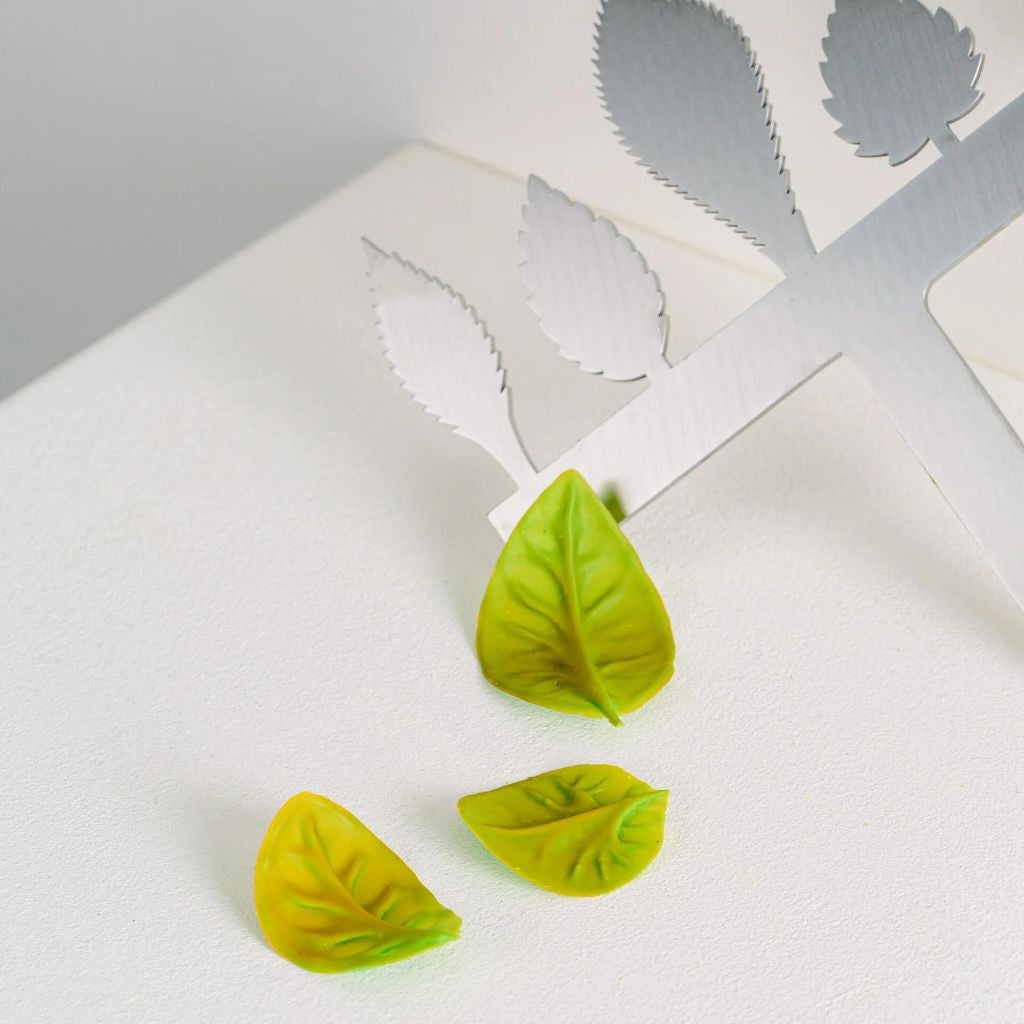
[
  {"left": 595, "top": 0, "right": 814, "bottom": 273},
  {"left": 821, "top": 0, "right": 983, "bottom": 165},
  {"left": 253, "top": 792, "right": 461, "bottom": 972},
  {"left": 364, "top": 239, "right": 535, "bottom": 485},
  {"left": 458, "top": 764, "right": 669, "bottom": 896},
  {"left": 521, "top": 176, "right": 670, "bottom": 382},
  {"left": 476, "top": 470, "right": 675, "bottom": 726}
]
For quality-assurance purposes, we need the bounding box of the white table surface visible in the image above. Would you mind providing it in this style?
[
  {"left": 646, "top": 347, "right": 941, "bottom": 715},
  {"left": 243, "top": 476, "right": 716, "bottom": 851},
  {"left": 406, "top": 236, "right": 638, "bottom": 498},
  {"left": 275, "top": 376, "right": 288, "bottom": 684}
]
[{"left": 3, "top": 145, "right": 1024, "bottom": 1023}]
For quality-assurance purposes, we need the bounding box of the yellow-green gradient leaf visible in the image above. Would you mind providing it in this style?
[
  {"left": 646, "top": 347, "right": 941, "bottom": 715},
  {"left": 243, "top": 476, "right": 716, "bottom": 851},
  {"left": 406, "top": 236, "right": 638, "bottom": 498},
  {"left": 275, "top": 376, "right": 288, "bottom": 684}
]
[
  {"left": 253, "top": 792, "right": 461, "bottom": 972},
  {"left": 476, "top": 469, "right": 675, "bottom": 725},
  {"left": 458, "top": 764, "right": 668, "bottom": 896}
]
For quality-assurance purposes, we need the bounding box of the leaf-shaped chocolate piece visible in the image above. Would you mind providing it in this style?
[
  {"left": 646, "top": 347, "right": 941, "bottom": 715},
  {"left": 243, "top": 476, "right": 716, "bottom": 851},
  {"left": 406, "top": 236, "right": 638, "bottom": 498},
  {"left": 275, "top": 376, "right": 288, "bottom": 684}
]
[
  {"left": 596, "top": 0, "right": 814, "bottom": 273},
  {"left": 822, "top": 0, "right": 983, "bottom": 165},
  {"left": 476, "top": 470, "right": 675, "bottom": 726},
  {"left": 253, "top": 792, "right": 461, "bottom": 972},
  {"left": 458, "top": 764, "right": 669, "bottom": 896},
  {"left": 521, "top": 176, "right": 670, "bottom": 382}
]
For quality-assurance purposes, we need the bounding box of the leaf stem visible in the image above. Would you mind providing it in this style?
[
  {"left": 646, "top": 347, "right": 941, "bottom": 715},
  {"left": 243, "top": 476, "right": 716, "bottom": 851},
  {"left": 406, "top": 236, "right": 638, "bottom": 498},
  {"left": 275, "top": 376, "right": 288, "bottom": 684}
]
[
  {"left": 500, "top": 436, "right": 538, "bottom": 487},
  {"left": 932, "top": 124, "right": 960, "bottom": 157}
]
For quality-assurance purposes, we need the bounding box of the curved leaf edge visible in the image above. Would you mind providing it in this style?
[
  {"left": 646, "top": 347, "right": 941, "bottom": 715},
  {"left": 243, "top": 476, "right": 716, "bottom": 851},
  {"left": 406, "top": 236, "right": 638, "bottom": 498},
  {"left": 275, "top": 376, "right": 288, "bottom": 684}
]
[{"left": 253, "top": 791, "right": 461, "bottom": 974}]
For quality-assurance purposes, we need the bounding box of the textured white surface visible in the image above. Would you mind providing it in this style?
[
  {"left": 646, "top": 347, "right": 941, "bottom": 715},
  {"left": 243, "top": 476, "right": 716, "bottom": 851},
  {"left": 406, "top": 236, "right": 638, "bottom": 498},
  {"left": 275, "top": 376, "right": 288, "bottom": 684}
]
[{"left": 3, "top": 146, "right": 1024, "bottom": 1023}]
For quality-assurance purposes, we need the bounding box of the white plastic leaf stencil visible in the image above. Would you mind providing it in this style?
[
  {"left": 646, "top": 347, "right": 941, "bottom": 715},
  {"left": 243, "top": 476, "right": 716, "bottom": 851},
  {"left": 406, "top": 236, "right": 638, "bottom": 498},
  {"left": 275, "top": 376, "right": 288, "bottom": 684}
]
[
  {"left": 595, "top": 0, "right": 814, "bottom": 273},
  {"left": 521, "top": 176, "right": 669, "bottom": 382},
  {"left": 822, "top": 0, "right": 983, "bottom": 165},
  {"left": 364, "top": 240, "right": 535, "bottom": 485},
  {"left": 362, "top": 0, "right": 1024, "bottom": 616}
]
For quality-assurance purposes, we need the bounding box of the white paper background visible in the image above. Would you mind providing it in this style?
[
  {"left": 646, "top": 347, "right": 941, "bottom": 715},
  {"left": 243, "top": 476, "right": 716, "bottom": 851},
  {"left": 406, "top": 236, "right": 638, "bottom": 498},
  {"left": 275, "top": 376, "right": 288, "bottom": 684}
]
[{"left": 3, "top": 146, "right": 1024, "bottom": 1023}]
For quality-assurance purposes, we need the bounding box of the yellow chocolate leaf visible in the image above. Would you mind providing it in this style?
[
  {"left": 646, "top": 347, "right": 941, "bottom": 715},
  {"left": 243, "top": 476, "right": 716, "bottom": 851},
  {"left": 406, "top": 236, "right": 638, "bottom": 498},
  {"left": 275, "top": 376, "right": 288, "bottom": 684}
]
[
  {"left": 476, "top": 470, "right": 675, "bottom": 725},
  {"left": 253, "top": 792, "right": 460, "bottom": 972},
  {"left": 458, "top": 764, "right": 668, "bottom": 896}
]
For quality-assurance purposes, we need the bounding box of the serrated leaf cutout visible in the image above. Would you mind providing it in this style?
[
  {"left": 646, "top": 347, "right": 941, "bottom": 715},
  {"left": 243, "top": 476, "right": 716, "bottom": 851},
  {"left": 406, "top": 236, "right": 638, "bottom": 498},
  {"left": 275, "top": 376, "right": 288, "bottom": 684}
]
[
  {"left": 822, "top": 0, "right": 983, "bottom": 165},
  {"left": 595, "top": 0, "right": 814, "bottom": 273},
  {"left": 253, "top": 792, "right": 461, "bottom": 972},
  {"left": 364, "top": 240, "right": 535, "bottom": 484},
  {"left": 458, "top": 764, "right": 669, "bottom": 896},
  {"left": 521, "top": 176, "right": 670, "bottom": 382},
  {"left": 476, "top": 470, "right": 676, "bottom": 726}
]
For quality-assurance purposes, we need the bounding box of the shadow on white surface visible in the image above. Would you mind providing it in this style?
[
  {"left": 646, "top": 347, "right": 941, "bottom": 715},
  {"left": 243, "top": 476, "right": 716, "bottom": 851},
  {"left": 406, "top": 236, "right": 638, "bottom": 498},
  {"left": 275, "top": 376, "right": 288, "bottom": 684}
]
[
  {"left": 400, "top": 455, "right": 506, "bottom": 647},
  {"left": 189, "top": 799, "right": 266, "bottom": 943},
  {"left": 411, "top": 791, "right": 539, "bottom": 895},
  {"left": 800, "top": 470, "right": 1024, "bottom": 663},
  {"left": 649, "top": 357, "right": 1024, "bottom": 661}
]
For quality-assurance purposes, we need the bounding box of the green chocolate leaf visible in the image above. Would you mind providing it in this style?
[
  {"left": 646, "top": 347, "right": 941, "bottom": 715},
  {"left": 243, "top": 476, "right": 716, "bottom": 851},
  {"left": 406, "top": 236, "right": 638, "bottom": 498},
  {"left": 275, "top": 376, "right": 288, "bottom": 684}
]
[
  {"left": 476, "top": 469, "right": 675, "bottom": 725},
  {"left": 253, "top": 792, "right": 461, "bottom": 972},
  {"left": 458, "top": 764, "right": 669, "bottom": 896}
]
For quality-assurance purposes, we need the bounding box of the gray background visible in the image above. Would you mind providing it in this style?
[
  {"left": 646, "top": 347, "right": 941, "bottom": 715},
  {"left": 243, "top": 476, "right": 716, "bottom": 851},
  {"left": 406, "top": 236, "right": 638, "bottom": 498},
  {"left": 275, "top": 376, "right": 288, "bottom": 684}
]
[{"left": 1, "top": 0, "right": 418, "bottom": 397}]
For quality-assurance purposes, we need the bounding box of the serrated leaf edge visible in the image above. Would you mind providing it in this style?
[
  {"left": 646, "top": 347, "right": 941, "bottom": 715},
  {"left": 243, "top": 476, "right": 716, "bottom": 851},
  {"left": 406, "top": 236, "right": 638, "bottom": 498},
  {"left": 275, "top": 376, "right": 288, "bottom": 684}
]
[
  {"left": 363, "top": 238, "right": 535, "bottom": 484},
  {"left": 594, "top": 0, "right": 809, "bottom": 265},
  {"left": 520, "top": 175, "right": 671, "bottom": 382},
  {"left": 820, "top": 0, "right": 985, "bottom": 166}
]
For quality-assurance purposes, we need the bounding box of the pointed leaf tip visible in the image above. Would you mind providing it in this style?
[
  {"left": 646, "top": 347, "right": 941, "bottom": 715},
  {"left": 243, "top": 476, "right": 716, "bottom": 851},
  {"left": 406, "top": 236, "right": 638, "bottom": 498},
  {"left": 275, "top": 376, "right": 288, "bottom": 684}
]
[{"left": 526, "top": 173, "right": 551, "bottom": 199}]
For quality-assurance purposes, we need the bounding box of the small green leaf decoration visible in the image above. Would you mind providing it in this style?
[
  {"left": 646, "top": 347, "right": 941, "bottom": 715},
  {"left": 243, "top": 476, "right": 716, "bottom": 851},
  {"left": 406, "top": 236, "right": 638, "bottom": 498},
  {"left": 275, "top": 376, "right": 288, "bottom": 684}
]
[
  {"left": 476, "top": 469, "right": 675, "bottom": 725},
  {"left": 253, "top": 792, "right": 461, "bottom": 973},
  {"left": 458, "top": 764, "right": 669, "bottom": 896}
]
